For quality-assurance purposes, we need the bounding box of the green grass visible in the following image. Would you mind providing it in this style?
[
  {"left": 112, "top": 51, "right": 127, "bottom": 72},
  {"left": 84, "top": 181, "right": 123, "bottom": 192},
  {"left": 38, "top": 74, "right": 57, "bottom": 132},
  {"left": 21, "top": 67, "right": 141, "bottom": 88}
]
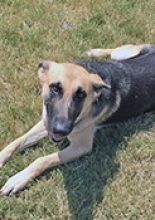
[{"left": 0, "top": 0, "right": 155, "bottom": 219}]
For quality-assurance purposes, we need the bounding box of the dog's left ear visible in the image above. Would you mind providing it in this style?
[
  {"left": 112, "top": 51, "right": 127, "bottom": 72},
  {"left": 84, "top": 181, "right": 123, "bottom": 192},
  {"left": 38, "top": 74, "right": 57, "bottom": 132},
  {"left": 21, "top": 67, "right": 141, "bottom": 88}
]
[
  {"left": 93, "top": 82, "right": 111, "bottom": 94},
  {"left": 90, "top": 74, "right": 111, "bottom": 94}
]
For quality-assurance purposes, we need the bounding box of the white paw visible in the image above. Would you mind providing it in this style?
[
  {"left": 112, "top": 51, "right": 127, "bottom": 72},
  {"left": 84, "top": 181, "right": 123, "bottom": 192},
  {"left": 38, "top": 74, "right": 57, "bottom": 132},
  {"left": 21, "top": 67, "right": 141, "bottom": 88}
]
[
  {"left": 0, "top": 170, "right": 30, "bottom": 196},
  {"left": 86, "top": 49, "right": 107, "bottom": 57},
  {"left": 86, "top": 49, "right": 101, "bottom": 57}
]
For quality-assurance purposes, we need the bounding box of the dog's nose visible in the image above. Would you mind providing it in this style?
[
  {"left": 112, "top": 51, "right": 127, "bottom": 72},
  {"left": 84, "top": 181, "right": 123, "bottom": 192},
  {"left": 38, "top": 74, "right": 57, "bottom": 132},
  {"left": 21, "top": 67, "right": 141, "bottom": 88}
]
[
  {"left": 53, "top": 123, "right": 71, "bottom": 136},
  {"left": 52, "top": 117, "right": 71, "bottom": 136}
]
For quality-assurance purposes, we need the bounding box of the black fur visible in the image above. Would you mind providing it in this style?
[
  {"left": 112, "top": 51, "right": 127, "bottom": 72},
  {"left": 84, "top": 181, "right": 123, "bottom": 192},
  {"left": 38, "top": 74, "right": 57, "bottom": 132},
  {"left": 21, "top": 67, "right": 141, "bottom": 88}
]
[
  {"left": 69, "top": 87, "right": 87, "bottom": 121},
  {"left": 49, "top": 82, "right": 63, "bottom": 99},
  {"left": 76, "top": 46, "right": 155, "bottom": 124}
]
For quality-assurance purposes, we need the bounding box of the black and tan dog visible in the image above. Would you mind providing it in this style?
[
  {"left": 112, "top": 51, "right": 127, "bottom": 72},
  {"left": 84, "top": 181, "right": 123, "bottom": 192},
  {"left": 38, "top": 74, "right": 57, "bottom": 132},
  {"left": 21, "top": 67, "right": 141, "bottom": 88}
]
[{"left": 1, "top": 44, "right": 155, "bottom": 195}]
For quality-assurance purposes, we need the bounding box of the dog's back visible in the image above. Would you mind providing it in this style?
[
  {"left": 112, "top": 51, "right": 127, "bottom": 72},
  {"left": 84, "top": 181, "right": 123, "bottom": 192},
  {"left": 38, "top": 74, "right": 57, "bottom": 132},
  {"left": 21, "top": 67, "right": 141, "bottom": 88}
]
[{"left": 77, "top": 46, "right": 155, "bottom": 123}]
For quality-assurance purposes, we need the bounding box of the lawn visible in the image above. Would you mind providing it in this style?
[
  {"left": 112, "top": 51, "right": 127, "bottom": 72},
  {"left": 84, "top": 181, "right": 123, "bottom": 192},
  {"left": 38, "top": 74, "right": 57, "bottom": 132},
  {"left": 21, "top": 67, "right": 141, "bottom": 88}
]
[{"left": 0, "top": 0, "right": 155, "bottom": 219}]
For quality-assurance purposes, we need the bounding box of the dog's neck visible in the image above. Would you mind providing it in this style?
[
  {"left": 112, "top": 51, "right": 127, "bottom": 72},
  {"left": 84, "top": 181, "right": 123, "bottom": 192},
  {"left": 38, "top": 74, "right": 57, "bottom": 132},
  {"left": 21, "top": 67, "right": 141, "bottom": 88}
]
[
  {"left": 75, "top": 60, "right": 131, "bottom": 98},
  {"left": 70, "top": 90, "right": 121, "bottom": 135}
]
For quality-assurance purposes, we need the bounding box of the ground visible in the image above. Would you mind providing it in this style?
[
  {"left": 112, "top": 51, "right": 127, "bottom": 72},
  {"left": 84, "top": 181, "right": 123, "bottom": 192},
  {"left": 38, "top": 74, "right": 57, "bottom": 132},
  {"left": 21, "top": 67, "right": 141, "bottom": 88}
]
[{"left": 0, "top": 0, "right": 155, "bottom": 219}]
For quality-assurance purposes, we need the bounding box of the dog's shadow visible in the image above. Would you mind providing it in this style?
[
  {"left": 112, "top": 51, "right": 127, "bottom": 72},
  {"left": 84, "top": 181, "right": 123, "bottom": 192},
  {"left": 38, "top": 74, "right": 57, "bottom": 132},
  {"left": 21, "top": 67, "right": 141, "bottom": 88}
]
[{"left": 59, "top": 112, "right": 155, "bottom": 220}]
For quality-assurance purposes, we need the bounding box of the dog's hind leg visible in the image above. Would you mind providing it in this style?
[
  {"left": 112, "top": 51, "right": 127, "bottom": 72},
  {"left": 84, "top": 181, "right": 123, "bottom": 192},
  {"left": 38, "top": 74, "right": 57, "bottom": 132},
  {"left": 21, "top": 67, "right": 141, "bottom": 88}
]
[
  {"left": 0, "top": 120, "right": 47, "bottom": 167},
  {"left": 86, "top": 48, "right": 113, "bottom": 58},
  {"left": 86, "top": 44, "right": 153, "bottom": 60}
]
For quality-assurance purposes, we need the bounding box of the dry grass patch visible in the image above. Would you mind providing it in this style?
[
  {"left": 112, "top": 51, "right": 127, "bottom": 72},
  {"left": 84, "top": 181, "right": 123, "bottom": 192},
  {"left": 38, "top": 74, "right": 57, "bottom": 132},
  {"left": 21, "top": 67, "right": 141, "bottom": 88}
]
[{"left": 0, "top": 0, "right": 155, "bottom": 219}]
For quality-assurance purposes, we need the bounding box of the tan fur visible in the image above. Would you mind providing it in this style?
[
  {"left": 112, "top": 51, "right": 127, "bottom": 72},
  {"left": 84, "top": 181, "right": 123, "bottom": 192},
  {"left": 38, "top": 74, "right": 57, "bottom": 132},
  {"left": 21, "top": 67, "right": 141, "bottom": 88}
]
[{"left": 0, "top": 49, "right": 122, "bottom": 195}]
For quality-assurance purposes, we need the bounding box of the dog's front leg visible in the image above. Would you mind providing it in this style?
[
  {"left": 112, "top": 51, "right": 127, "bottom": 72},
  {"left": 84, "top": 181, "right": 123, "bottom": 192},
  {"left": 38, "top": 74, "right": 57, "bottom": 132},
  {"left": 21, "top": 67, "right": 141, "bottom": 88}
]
[
  {"left": 0, "top": 126, "right": 94, "bottom": 196},
  {"left": 0, "top": 120, "right": 47, "bottom": 167}
]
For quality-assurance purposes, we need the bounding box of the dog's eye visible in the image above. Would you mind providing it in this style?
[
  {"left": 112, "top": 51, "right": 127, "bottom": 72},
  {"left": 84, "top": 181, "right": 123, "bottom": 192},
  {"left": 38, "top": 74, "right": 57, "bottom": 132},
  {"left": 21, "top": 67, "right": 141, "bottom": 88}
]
[
  {"left": 51, "top": 86, "right": 60, "bottom": 96},
  {"left": 73, "top": 88, "right": 87, "bottom": 101},
  {"left": 77, "top": 91, "right": 86, "bottom": 99},
  {"left": 49, "top": 83, "right": 63, "bottom": 97}
]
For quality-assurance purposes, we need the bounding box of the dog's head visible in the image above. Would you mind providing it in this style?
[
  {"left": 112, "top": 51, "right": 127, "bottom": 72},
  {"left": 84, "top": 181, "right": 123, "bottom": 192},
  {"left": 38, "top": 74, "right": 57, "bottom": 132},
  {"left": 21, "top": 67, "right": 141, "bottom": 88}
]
[{"left": 38, "top": 61, "right": 111, "bottom": 143}]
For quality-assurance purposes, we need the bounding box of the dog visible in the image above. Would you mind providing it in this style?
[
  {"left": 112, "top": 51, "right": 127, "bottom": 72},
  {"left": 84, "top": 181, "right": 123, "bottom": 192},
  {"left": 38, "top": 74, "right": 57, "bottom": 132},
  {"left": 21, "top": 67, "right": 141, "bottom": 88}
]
[{"left": 0, "top": 44, "right": 155, "bottom": 196}]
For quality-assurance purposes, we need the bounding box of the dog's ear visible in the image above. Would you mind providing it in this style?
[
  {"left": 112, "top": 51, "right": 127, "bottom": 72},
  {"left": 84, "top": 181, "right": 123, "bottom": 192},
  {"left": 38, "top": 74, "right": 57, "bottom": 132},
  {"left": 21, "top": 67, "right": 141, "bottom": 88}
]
[
  {"left": 38, "top": 60, "right": 51, "bottom": 83},
  {"left": 38, "top": 60, "right": 50, "bottom": 72},
  {"left": 90, "top": 73, "right": 111, "bottom": 94},
  {"left": 93, "top": 82, "right": 111, "bottom": 93}
]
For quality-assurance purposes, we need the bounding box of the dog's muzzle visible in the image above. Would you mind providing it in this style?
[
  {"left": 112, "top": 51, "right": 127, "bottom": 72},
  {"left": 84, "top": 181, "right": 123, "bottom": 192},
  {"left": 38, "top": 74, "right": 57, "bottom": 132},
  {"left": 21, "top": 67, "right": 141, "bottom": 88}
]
[
  {"left": 48, "top": 132, "right": 65, "bottom": 143},
  {"left": 48, "top": 117, "right": 73, "bottom": 143}
]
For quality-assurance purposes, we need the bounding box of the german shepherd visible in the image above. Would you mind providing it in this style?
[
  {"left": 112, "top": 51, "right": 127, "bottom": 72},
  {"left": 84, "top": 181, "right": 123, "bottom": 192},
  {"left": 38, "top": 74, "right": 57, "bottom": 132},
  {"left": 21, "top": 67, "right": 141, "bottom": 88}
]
[{"left": 1, "top": 44, "right": 155, "bottom": 196}]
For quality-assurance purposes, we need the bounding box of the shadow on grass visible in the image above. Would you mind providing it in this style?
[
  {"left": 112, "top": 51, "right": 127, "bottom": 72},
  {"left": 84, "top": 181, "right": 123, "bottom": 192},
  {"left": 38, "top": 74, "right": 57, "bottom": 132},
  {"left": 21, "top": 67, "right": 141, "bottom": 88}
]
[
  {"left": 59, "top": 112, "right": 155, "bottom": 220},
  {"left": 8, "top": 112, "right": 154, "bottom": 219}
]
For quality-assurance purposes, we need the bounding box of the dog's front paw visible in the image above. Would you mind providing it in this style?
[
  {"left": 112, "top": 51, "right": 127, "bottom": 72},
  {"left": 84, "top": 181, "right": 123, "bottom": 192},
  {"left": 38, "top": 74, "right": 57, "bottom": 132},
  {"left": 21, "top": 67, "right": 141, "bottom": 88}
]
[{"left": 0, "top": 171, "right": 30, "bottom": 196}]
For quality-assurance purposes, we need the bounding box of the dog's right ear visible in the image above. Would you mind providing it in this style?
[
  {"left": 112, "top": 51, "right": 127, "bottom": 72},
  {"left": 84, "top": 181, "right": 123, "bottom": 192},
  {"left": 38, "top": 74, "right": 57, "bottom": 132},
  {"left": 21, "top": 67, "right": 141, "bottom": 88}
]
[
  {"left": 38, "top": 60, "right": 50, "bottom": 71},
  {"left": 38, "top": 60, "right": 52, "bottom": 97},
  {"left": 38, "top": 60, "right": 51, "bottom": 83}
]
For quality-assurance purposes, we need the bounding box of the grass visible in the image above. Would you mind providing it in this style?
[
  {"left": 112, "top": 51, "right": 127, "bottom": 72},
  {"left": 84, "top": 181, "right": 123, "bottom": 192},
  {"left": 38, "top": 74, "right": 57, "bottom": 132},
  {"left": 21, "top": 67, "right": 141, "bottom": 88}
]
[{"left": 0, "top": 0, "right": 155, "bottom": 219}]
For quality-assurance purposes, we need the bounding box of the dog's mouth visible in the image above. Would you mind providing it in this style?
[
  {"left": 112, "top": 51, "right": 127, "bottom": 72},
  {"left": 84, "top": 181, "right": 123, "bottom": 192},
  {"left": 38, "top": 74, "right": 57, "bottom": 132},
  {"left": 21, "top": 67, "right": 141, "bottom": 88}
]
[{"left": 48, "top": 132, "right": 65, "bottom": 143}]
